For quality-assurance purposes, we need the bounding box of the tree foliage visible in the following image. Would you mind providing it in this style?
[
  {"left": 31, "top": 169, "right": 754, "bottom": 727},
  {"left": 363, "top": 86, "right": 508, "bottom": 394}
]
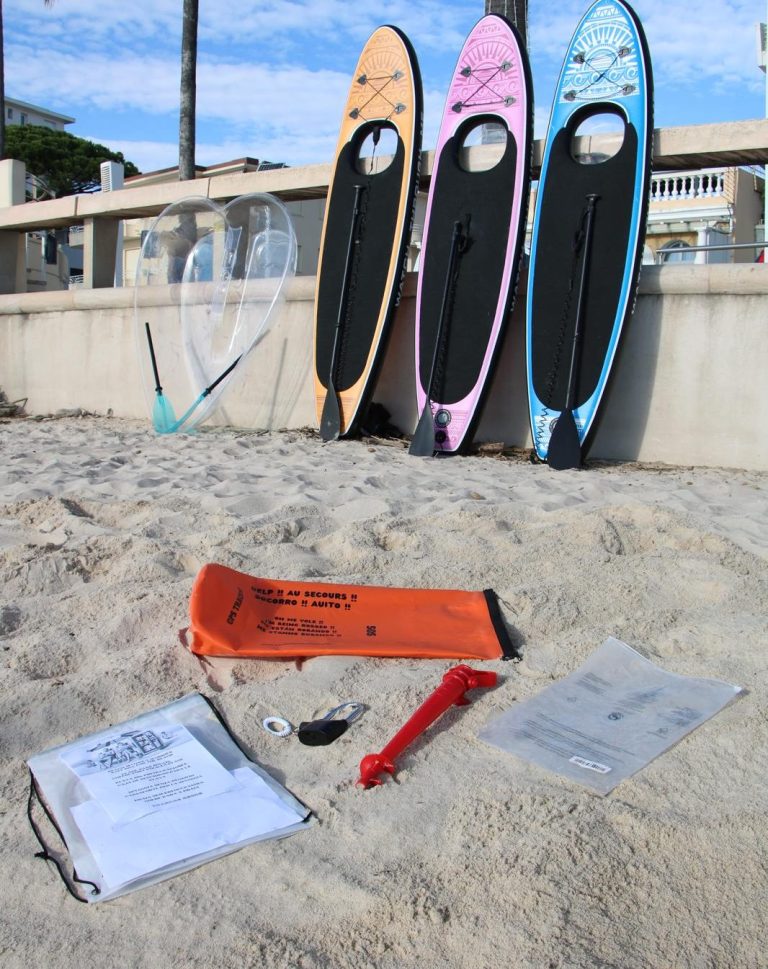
[{"left": 4, "top": 125, "right": 140, "bottom": 196}]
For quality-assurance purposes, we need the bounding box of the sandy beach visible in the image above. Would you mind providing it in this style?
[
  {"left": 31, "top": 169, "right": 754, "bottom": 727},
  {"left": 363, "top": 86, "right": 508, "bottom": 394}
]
[{"left": 1, "top": 414, "right": 766, "bottom": 968}]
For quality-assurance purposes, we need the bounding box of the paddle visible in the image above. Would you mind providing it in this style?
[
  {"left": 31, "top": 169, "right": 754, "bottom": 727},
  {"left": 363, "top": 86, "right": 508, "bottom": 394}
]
[
  {"left": 320, "top": 183, "right": 364, "bottom": 441},
  {"left": 409, "top": 219, "right": 466, "bottom": 457},
  {"left": 144, "top": 322, "right": 177, "bottom": 433},
  {"left": 144, "top": 322, "right": 242, "bottom": 435},
  {"left": 166, "top": 354, "right": 243, "bottom": 432},
  {"left": 547, "top": 193, "right": 599, "bottom": 471}
]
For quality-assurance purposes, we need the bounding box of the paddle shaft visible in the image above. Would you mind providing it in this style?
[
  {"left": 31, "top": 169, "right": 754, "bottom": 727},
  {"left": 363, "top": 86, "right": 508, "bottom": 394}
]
[
  {"left": 409, "top": 219, "right": 467, "bottom": 456},
  {"left": 562, "top": 194, "right": 599, "bottom": 412},
  {"left": 327, "top": 183, "right": 364, "bottom": 396},
  {"left": 422, "top": 218, "right": 466, "bottom": 404},
  {"left": 144, "top": 322, "right": 164, "bottom": 394},
  {"left": 204, "top": 354, "right": 242, "bottom": 397},
  {"left": 146, "top": 319, "right": 241, "bottom": 397}
]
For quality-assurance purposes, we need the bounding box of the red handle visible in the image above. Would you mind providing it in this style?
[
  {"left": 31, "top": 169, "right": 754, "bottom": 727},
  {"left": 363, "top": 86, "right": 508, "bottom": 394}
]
[{"left": 357, "top": 664, "right": 497, "bottom": 788}]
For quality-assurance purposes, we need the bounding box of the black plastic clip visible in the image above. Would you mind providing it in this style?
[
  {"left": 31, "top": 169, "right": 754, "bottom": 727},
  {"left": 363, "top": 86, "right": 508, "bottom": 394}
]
[{"left": 297, "top": 702, "right": 365, "bottom": 747}]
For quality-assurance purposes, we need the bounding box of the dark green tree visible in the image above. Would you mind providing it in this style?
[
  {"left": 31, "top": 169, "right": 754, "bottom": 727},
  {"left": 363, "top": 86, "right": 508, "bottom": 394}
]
[{"left": 4, "top": 125, "right": 139, "bottom": 196}]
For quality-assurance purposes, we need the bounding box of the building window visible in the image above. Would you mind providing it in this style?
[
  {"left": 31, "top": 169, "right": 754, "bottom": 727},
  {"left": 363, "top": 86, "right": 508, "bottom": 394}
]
[
  {"left": 6, "top": 107, "right": 12, "bottom": 120},
  {"left": 44, "top": 233, "right": 58, "bottom": 265},
  {"left": 20, "top": 113, "right": 28, "bottom": 125},
  {"left": 659, "top": 240, "right": 695, "bottom": 264}
]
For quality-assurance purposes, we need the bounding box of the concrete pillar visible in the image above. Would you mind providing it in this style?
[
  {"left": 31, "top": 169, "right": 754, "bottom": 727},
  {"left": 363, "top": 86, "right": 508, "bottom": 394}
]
[
  {"left": 0, "top": 162, "right": 28, "bottom": 293},
  {"left": 0, "top": 159, "right": 26, "bottom": 207},
  {"left": 695, "top": 228, "right": 708, "bottom": 264},
  {"left": 0, "top": 231, "right": 26, "bottom": 294},
  {"left": 83, "top": 217, "right": 119, "bottom": 288}
]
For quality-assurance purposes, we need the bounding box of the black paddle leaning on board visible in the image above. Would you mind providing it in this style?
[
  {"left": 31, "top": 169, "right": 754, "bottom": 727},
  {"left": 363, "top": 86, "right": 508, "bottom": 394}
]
[
  {"left": 409, "top": 218, "right": 468, "bottom": 457},
  {"left": 547, "top": 193, "right": 600, "bottom": 471},
  {"left": 320, "top": 183, "right": 365, "bottom": 442}
]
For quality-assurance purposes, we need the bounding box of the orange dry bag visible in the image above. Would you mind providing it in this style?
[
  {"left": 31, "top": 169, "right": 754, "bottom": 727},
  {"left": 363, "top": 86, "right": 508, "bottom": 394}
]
[{"left": 188, "top": 563, "right": 518, "bottom": 661}]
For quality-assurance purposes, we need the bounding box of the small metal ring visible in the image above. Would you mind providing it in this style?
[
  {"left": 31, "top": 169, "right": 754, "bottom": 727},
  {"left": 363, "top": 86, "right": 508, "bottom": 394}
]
[{"left": 262, "top": 716, "right": 292, "bottom": 738}]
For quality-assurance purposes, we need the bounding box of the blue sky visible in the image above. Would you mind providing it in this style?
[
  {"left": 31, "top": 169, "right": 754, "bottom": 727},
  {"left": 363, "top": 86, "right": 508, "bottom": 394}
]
[{"left": 4, "top": 0, "right": 767, "bottom": 174}]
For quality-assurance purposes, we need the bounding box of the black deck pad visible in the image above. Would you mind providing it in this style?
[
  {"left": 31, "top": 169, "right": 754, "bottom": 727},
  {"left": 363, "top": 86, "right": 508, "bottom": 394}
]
[
  {"left": 315, "top": 131, "right": 406, "bottom": 394},
  {"left": 531, "top": 120, "right": 639, "bottom": 410},
  {"left": 418, "top": 121, "right": 519, "bottom": 405}
]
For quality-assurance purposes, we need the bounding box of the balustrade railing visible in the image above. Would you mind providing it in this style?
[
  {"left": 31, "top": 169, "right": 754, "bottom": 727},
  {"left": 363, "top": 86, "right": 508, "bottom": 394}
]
[{"left": 650, "top": 168, "right": 726, "bottom": 203}]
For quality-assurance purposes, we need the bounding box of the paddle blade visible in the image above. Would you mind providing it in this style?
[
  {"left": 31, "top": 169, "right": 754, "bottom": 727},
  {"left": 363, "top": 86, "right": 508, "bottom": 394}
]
[
  {"left": 547, "top": 410, "right": 582, "bottom": 470},
  {"left": 152, "top": 392, "right": 178, "bottom": 435},
  {"left": 319, "top": 383, "right": 341, "bottom": 441},
  {"left": 409, "top": 403, "right": 437, "bottom": 457}
]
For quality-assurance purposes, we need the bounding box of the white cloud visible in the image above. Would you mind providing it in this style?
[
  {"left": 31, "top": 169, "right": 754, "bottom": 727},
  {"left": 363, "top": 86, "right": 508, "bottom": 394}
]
[
  {"left": 89, "top": 138, "right": 178, "bottom": 175},
  {"left": 7, "top": 29, "right": 453, "bottom": 168},
  {"left": 8, "top": 0, "right": 467, "bottom": 54},
  {"left": 6, "top": 44, "right": 180, "bottom": 113}
]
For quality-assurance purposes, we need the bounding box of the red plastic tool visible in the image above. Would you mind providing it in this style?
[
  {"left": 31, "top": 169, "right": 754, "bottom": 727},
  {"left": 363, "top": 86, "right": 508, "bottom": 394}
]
[{"left": 356, "top": 664, "right": 497, "bottom": 788}]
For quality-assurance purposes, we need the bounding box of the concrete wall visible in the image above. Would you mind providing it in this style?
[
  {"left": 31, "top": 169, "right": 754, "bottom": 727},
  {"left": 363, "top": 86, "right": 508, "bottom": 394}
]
[{"left": 1, "top": 264, "right": 767, "bottom": 470}]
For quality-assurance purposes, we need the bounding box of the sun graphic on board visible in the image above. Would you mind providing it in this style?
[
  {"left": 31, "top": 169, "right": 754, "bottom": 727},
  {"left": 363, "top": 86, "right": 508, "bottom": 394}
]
[
  {"left": 560, "top": 7, "right": 639, "bottom": 103},
  {"left": 452, "top": 35, "right": 523, "bottom": 112},
  {"left": 348, "top": 43, "right": 411, "bottom": 122}
]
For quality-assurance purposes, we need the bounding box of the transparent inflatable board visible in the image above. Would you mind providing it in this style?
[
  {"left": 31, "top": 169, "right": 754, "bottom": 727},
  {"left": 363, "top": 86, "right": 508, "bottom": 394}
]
[{"left": 134, "top": 194, "right": 297, "bottom": 434}]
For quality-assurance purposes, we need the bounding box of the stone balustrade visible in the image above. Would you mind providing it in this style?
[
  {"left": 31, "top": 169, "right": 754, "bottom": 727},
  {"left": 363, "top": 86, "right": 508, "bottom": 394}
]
[{"left": 650, "top": 168, "right": 727, "bottom": 202}]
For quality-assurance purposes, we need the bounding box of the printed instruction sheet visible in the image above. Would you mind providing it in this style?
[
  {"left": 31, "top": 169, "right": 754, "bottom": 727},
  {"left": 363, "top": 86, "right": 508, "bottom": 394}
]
[
  {"left": 479, "top": 637, "right": 742, "bottom": 794},
  {"left": 60, "top": 714, "right": 240, "bottom": 824}
]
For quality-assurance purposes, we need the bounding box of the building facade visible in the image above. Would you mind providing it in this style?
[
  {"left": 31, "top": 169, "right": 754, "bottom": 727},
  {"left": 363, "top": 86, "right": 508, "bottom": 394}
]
[
  {"left": 645, "top": 166, "right": 764, "bottom": 264},
  {"left": 4, "top": 97, "right": 74, "bottom": 131}
]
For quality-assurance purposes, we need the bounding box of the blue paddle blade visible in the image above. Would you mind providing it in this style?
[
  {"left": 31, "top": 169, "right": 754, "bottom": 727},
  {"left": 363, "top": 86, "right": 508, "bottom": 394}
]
[{"left": 152, "top": 392, "right": 178, "bottom": 434}]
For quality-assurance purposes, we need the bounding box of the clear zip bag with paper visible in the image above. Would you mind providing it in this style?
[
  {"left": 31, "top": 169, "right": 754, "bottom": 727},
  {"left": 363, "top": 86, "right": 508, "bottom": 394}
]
[
  {"left": 479, "top": 637, "right": 743, "bottom": 794},
  {"left": 27, "top": 693, "right": 310, "bottom": 902}
]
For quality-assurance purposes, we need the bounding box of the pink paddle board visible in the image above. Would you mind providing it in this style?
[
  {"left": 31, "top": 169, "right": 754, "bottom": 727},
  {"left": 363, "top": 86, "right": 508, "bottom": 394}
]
[{"left": 411, "top": 14, "right": 532, "bottom": 456}]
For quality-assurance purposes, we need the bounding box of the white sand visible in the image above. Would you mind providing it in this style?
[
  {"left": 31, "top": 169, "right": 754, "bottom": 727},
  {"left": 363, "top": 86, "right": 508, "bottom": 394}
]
[{"left": 1, "top": 415, "right": 766, "bottom": 968}]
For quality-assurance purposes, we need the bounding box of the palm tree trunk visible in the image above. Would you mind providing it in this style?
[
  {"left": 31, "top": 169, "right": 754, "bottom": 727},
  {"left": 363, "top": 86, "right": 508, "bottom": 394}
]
[
  {"left": 0, "top": 0, "right": 6, "bottom": 161},
  {"left": 179, "top": 0, "right": 198, "bottom": 181},
  {"left": 485, "top": 0, "right": 528, "bottom": 48}
]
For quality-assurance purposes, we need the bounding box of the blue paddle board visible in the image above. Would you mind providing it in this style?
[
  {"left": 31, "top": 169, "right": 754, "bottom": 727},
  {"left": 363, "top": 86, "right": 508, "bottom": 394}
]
[{"left": 526, "top": 0, "right": 653, "bottom": 465}]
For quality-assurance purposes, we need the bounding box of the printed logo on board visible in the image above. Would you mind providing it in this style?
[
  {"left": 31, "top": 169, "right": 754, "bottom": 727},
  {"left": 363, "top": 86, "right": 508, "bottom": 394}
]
[
  {"left": 559, "top": 9, "right": 638, "bottom": 105},
  {"left": 453, "top": 35, "right": 522, "bottom": 112}
]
